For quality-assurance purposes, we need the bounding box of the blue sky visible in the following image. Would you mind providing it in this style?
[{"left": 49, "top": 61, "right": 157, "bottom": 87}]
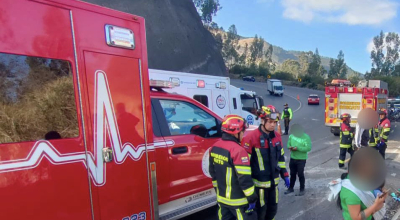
[{"left": 213, "top": 0, "right": 400, "bottom": 74}]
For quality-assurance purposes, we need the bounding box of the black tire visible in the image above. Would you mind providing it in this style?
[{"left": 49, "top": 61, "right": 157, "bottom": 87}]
[
  {"left": 280, "top": 94, "right": 283, "bottom": 97},
  {"left": 269, "top": 91, "right": 273, "bottom": 95},
  {"left": 252, "top": 79, "right": 255, "bottom": 82}
]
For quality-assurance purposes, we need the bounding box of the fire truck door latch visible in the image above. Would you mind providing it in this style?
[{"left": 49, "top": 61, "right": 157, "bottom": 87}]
[{"left": 102, "top": 147, "right": 113, "bottom": 163}]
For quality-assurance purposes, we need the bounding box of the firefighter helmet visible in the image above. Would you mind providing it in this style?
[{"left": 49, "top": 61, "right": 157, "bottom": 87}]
[
  {"left": 340, "top": 113, "right": 351, "bottom": 122},
  {"left": 257, "top": 105, "right": 280, "bottom": 121},
  {"left": 378, "top": 108, "right": 388, "bottom": 116},
  {"left": 221, "top": 115, "right": 249, "bottom": 135}
]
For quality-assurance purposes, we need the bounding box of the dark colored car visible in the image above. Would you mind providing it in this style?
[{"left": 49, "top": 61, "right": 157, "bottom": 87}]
[
  {"left": 242, "top": 76, "right": 255, "bottom": 82},
  {"left": 308, "top": 94, "right": 320, "bottom": 105}
]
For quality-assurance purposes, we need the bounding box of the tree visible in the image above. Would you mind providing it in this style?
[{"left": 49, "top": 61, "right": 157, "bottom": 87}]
[
  {"left": 238, "top": 43, "right": 248, "bottom": 66},
  {"left": 328, "top": 58, "right": 336, "bottom": 78},
  {"left": 281, "top": 59, "right": 300, "bottom": 78},
  {"left": 249, "top": 35, "right": 265, "bottom": 64},
  {"left": 193, "top": 0, "right": 221, "bottom": 24},
  {"left": 222, "top": 24, "right": 240, "bottom": 69},
  {"left": 307, "top": 48, "right": 322, "bottom": 76},
  {"left": 335, "top": 50, "right": 347, "bottom": 79},
  {"left": 370, "top": 31, "right": 400, "bottom": 76},
  {"left": 298, "top": 52, "right": 312, "bottom": 75},
  {"left": 214, "top": 33, "right": 223, "bottom": 51},
  {"left": 328, "top": 50, "right": 347, "bottom": 79}
]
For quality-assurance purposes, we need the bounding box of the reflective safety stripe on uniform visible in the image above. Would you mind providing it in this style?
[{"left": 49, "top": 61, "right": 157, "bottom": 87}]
[
  {"left": 339, "top": 159, "right": 345, "bottom": 164},
  {"left": 212, "top": 180, "right": 218, "bottom": 187},
  {"left": 276, "top": 186, "right": 279, "bottom": 203},
  {"left": 253, "top": 178, "right": 280, "bottom": 188},
  {"left": 340, "top": 144, "right": 351, "bottom": 148},
  {"left": 226, "top": 167, "right": 232, "bottom": 199},
  {"left": 281, "top": 148, "right": 284, "bottom": 156},
  {"left": 218, "top": 205, "right": 222, "bottom": 220},
  {"left": 217, "top": 195, "right": 248, "bottom": 206},
  {"left": 235, "top": 165, "right": 251, "bottom": 175},
  {"left": 243, "top": 185, "right": 255, "bottom": 197},
  {"left": 255, "top": 148, "right": 265, "bottom": 171},
  {"left": 236, "top": 209, "right": 244, "bottom": 220},
  {"left": 260, "top": 188, "right": 265, "bottom": 207},
  {"left": 278, "top": 161, "right": 286, "bottom": 168}
]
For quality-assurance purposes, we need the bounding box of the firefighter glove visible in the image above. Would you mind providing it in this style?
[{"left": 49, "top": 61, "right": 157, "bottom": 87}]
[
  {"left": 245, "top": 202, "right": 256, "bottom": 213},
  {"left": 284, "top": 177, "right": 290, "bottom": 188},
  {"left": 376, "top": 142, "right": 385, "bottom": 150}
]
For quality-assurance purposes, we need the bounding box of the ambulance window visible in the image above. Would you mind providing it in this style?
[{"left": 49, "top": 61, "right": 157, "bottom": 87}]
[
  {"left": 193, "top": 95, "right": 208, "bottom": 107},
  {"left": 159, "top": 99, "right": 220, "bottom": 138},
  {"left": 0, "top": 53, "right": 79, "bottom": 144},
  {"left": 233, "top": 98, "right": 237, "bottom": 109}
]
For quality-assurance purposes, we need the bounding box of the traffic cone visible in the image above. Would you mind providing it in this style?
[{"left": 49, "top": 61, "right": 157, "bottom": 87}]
[
  {"left": 297, "top": 95, "right": 300, "bottom": 100},
  {"left": 277, "top": 121, "right": 282, "bottom": 135}
]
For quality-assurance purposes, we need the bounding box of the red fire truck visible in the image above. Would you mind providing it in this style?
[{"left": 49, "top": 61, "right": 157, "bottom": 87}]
[
  {"left": 0, "top": 0, "right": 222, "bottom": 219},
  {"left": 325, "top": 79, "right": 388, "bottom": 136}
]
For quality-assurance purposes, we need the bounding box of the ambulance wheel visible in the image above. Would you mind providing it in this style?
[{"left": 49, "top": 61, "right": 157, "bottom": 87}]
[{"left": 269, "top": 91, "right": 273, "bottom": 95}]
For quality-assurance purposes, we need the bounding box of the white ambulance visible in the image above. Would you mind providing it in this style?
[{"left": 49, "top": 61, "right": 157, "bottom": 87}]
[{"left": 149, "top": 69, "right": 264, "bottom": 126}]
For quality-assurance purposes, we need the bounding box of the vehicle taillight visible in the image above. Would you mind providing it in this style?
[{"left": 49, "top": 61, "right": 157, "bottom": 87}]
[
  {"left": 367, "top": 99, "right": 373, "bottom": 104},
  {"left": 329, "top": 106, "right": 334, "bottom": 111},
  {"left": 329, "top": 98, "right": 334, "bottom": 103}
]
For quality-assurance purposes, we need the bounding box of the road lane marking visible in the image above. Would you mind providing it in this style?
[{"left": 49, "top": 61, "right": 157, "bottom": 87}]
[{"left": 283, "top": 93, "right": 302, "bottom": 113}]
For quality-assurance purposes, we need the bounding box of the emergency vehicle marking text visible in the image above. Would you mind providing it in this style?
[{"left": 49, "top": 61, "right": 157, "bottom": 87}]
[
  {"left": 0, "top": 70, "right": 174, "bottom": 185},
  {"left": 339, "top": 101, "right": 361, "bottom": 110}
]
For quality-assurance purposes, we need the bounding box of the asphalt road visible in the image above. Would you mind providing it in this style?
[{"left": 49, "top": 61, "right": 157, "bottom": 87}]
[{"left": 181, "top": 80, "right": 400, "bottom": 220}]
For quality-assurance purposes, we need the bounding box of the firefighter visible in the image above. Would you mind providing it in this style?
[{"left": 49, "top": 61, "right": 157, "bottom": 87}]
[
  {"left": 242, "top": 105, "right": 290, "bottom": 220},
  {"left": 282, "top": 103, "right": 293, "bottom": 135},
  {"left": 209, "top": 115, "right": 258, "bottom": 220},
  {"left": 338, "top": 113, "right": 355, "bottom": 169},
  {"left": 376, "top": 108, "right": 391, "bottom": 159}
]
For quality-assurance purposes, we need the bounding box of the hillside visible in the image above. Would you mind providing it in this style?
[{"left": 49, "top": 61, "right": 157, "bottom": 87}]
[
  {"left": 83, "top": 0, "right": 227, "bottom": 76},
  {"left": 212, "top": 29, "right": 361, "bottom": 77}
]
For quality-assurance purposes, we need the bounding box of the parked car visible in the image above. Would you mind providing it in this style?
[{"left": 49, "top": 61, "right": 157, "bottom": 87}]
[
  {"left": 242, "top": 76, "right": 256, "bottom": 82},
  {"left": 308, "top": 94, "right": 320, "bottom": 105}
]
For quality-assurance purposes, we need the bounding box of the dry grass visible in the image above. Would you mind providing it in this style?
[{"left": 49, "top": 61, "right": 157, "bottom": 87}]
[{"left": 0, "top": 75, "right": 79, "bottom": 144}]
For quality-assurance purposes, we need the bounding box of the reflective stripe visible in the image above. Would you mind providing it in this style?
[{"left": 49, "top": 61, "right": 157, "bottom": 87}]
[
  {"left": 278, "top": 161, "right": 286, "bottom": 168},
  {"left": 253, "top": 178, "right": 279, "bottom": 188},
  {"left": 243, "top": 186, "right": 255, "bottom": 197},
  {"left": 382, "top": 135, "right": 388, "bottom": 139},
  {"left": 369, "top": 143, "right": 377, "bottom": 147},
  {"left": 383, "top": 128, "right": 390, "bottom": 132},
  {"left": 253, "top": 179, "right": 271, "bottom": 188},
  {"left": 236, "top": 166, "right": 251, "bottom": 175},
  {"left": 342, "top": 131, "right": 350, "bottom": 135},
  {"left": 260, "top": 189, "right": 265, "bottom": 207},
  {"left": 236, "top": 209, "right": 243, "bottom": 220},
  {"left": 212, "top": 180, "right": 218, "bottom": 187},
  {"left": 276, "top": 186, "right": 279, "bottom": 203},
  {"left": 340, "top": 144, "right": 351, "bottom": 148},
  {"left": 255, "top": 148, "right": 265, "bottom": 171},
  {"left": 226, "top": 167, "right": 232, "bottom": 199},
  {"left": 217, "top": 195, "right": 248, "bottom": 206},
  {"left": 339, "top": 159, "right": 345, "bottom": 164},
  {"left": 281, "top": 148, "right": 284, "bottom": 156},
  {"left": 218, "top": 205, "right": 222, "bottom": 220}
]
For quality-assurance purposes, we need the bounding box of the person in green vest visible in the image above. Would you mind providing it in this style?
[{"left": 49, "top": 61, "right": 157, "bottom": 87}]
[
  {"left": 284, "top": 124, "right": 311, "bottom": 196},
  {"left": 282, "top": 103, "right": 293, "bottom": 135}
]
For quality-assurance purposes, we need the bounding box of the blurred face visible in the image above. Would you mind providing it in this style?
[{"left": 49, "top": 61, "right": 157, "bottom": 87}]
[
  {"left": 264, "top": 119, "right": 277, "bottom": 132},
  {"left": 380, "top": 114, "right": 385, "bottom": 119}
]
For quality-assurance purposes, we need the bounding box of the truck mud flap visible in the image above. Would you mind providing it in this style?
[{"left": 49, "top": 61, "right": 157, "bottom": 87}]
[{"left": 159, "top": 189, "right": 217, "bottom": 220}]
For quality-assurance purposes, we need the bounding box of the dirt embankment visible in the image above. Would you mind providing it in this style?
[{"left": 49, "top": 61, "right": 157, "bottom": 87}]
[{"left": 83, "top": 0, "right": 227, "bottom": 76}]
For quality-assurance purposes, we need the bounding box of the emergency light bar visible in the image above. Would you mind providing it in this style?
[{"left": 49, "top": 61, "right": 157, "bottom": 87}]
[
  {"left": 215, "top": 82, "right": 227, "bottom": 89},
  {"left": 149, "top": 80, "right": 174, "bottom": 88},
  {"left": 197, "top": 80, "right": 205, "bottom": 88},
  {"left": 169, "top": 77, "right": 180, "bottom": 86}
]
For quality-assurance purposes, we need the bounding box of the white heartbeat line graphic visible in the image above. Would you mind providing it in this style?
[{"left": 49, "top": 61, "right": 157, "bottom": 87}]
[{"left": 0, "top": 70, "right": 174, "bottom": 186}]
